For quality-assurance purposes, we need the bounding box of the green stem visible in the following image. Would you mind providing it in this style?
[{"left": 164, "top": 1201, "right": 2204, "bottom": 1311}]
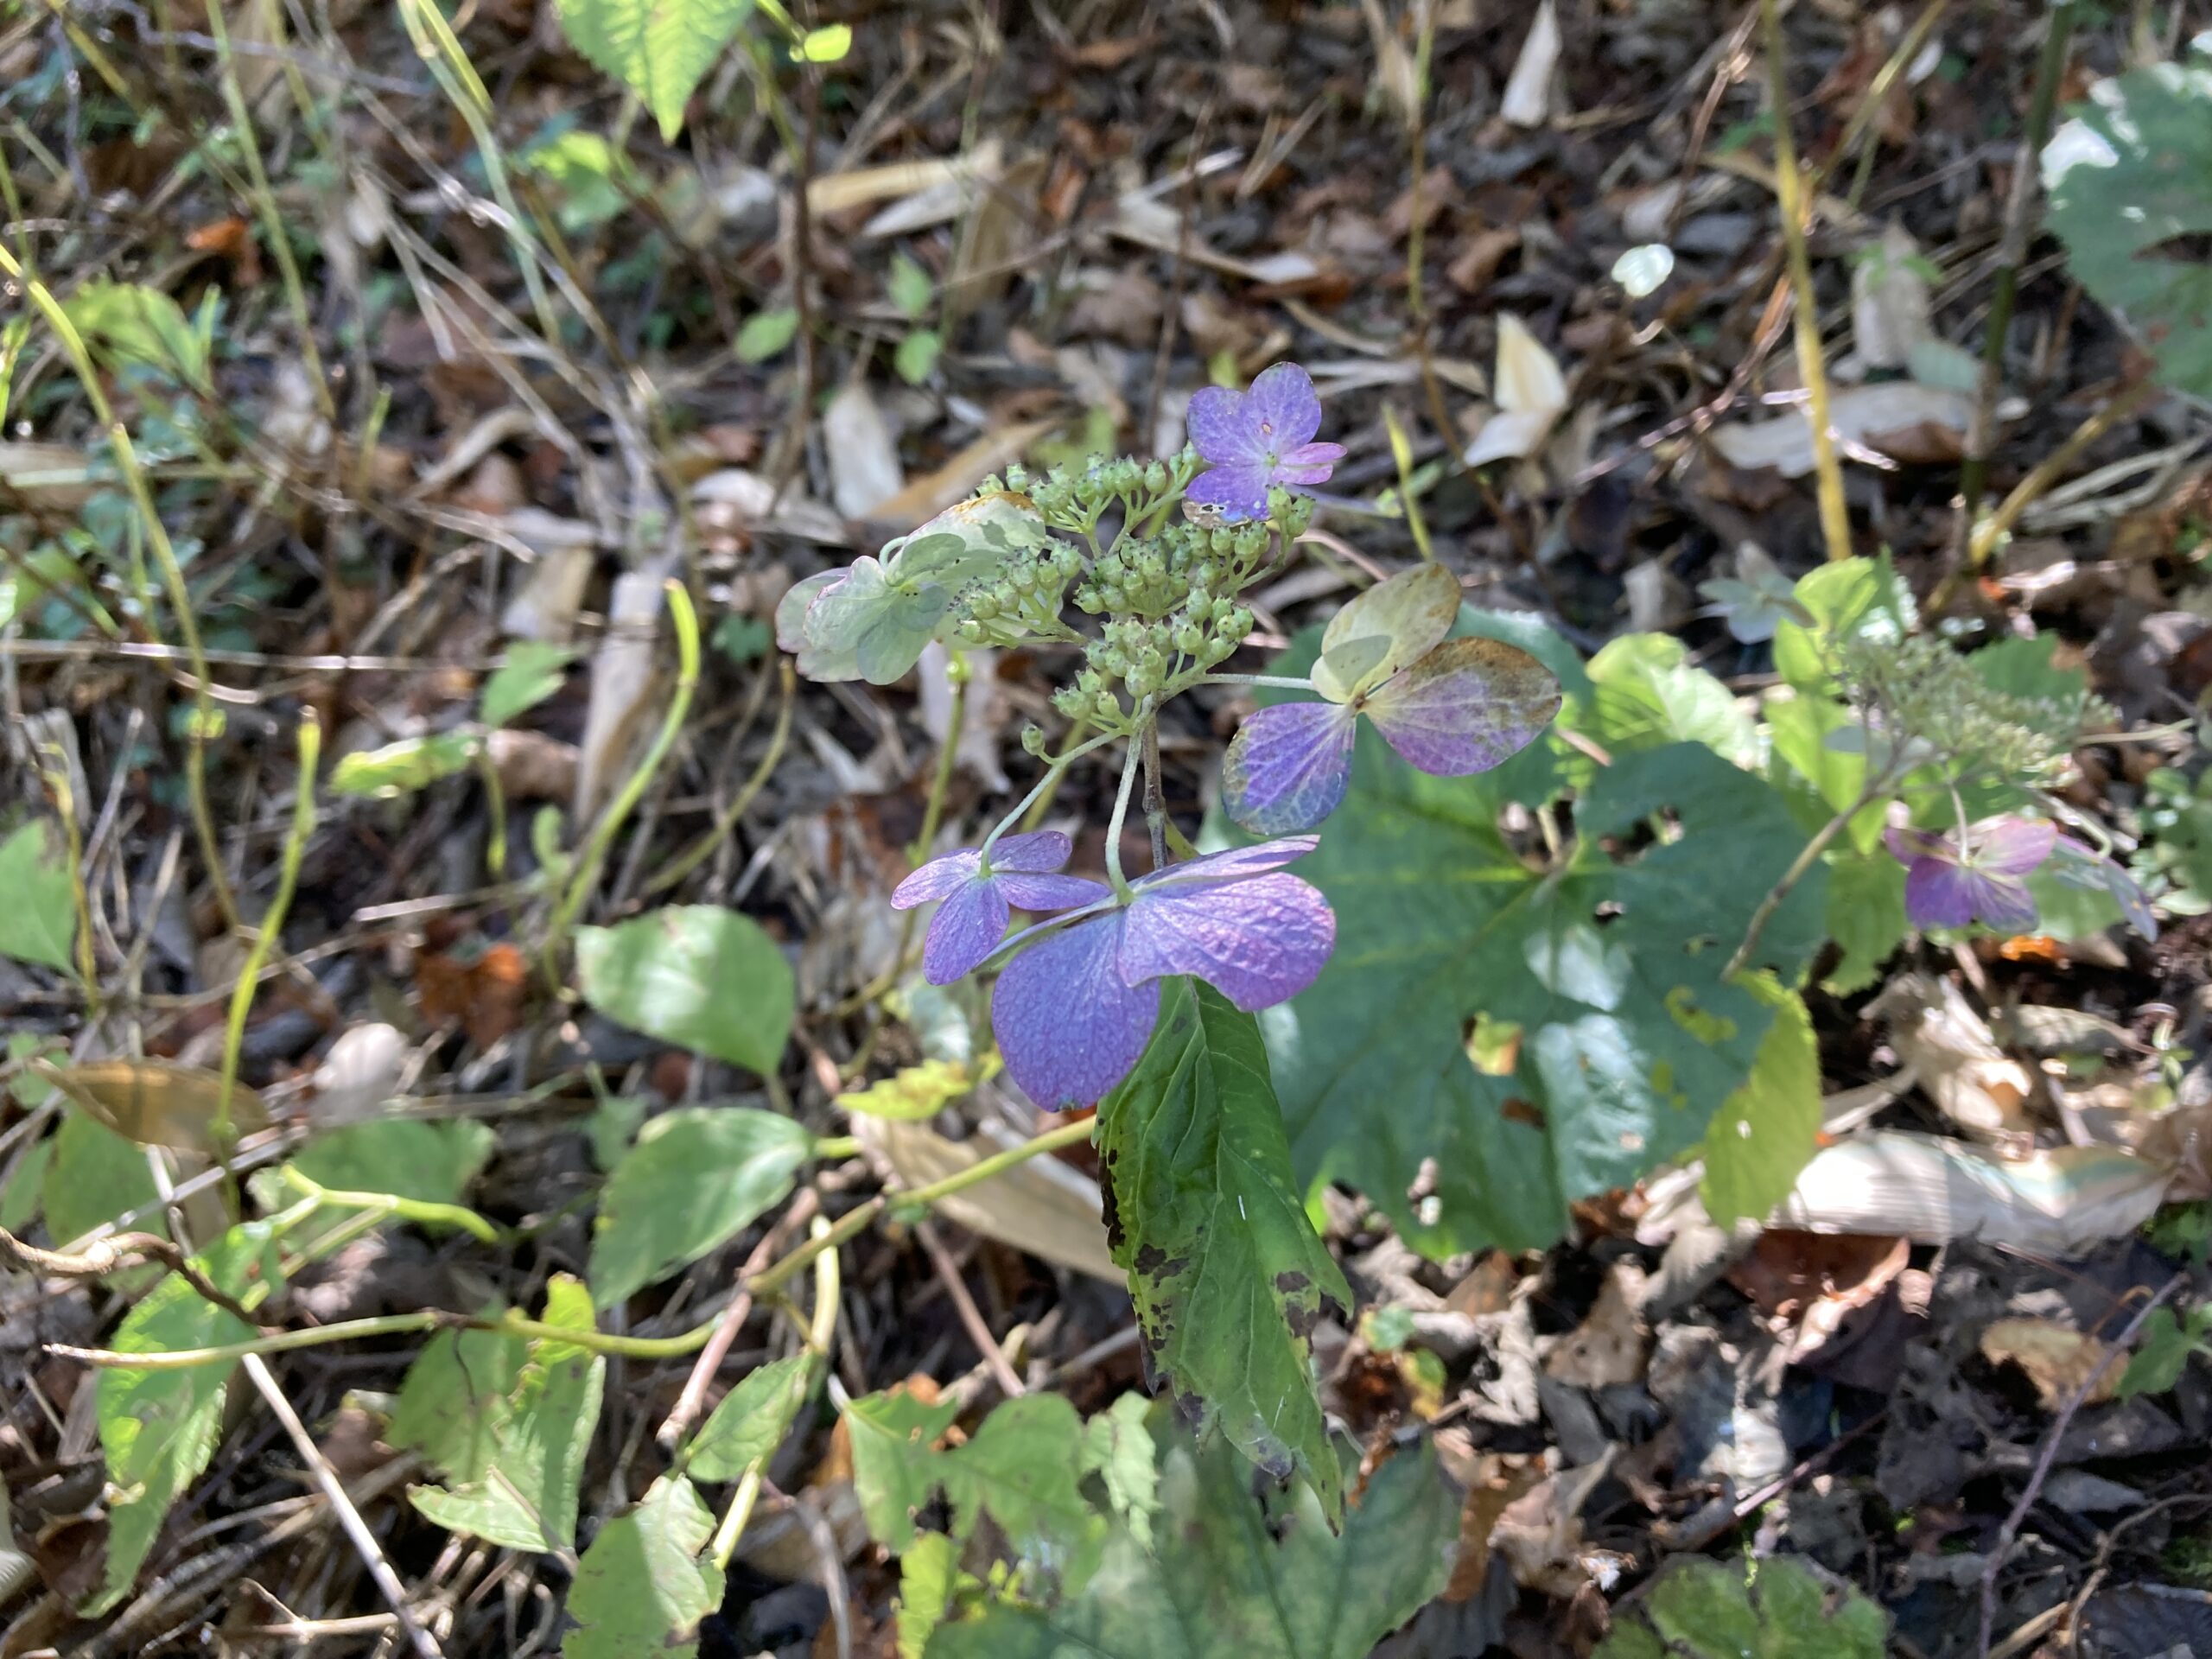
[
  {"left": 283, "top": 1167, "right": 505, "bottom": 1245},
  {"left": 474, "top": 741, "right": 507, "bottom": 881},
  {"left": 982, "top": 727, "right": 1122, "bottom": 861},
  {"left": 1723, "top": 762, "right": 1899, "bottom": 981},
  {"left": 215, "top": 715, "right": 320, "bottom": 1141},
  {"left": 908, "top": 651, "right": 968, "bottom": 865},
  {"left": 543, "top": 580, "right": 701, "bottom": 983},
  {"left": 52, "top": 1119, "right": 1098, "bottom": 1371},
  {"left": 1102, "top": 732, "right": 1143, "bottom": 899}
]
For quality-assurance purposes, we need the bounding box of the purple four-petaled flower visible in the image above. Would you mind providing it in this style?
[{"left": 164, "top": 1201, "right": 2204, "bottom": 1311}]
[
  {"left": 988, "top": 839, "right": 1336, "bottom": 1109},
  {"left": 1885, "top": 815, "right": 2056, "bottom": 934},
  {"left": 1185, "top": 363, "right": 1346, "bottom": 521},
  {"left": 891, "top": 831, "right": 1109, "bottom": 985}
]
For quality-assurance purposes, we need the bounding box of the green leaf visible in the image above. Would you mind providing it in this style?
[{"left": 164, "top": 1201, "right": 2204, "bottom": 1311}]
[
  {"left": 1268, "top": 742, "right": 1830, "bottom": 1259},
  {"left": 410, "top": 1275, "right": 605, "bottom": 1550},
  {"left": 0, "top": 819, "right": 78, "bottom": 974},
  {"left": 926, "top": 1433, "right": 1456, "bottom": 1659},
  {"left": 87, "top": 1221, "right": 284, "bottom": 1615},
  {"left": 563, "top": 1475, "right": 722, "bottom": 1659},
  {"left": 1597, "top": 1555, "right": 1888, "bottom": 1659},
  {"left": 290, "top": 1120, "right": 496, "bottom": 1209},
  {"left": 848, "top": 1390, "right": 1099, "bottom": 1570},
  {"left": 480, "top": 641, "right": 575, "bottom": 728},
  {"left": 41, "top": 1109, "right": 162, "bottom": 1249},
  {"left": 1699, "top": 977, "right": 1820, "bottom": 1226},
  {"left": 796, "top": 20, "right": 850, "bottom": 60},
  {"left": 0, "top": 1135, "right": 50, "bottom": 1232},
  {"left": 64, "top": 280, "right": 208, "bottom": 385},
  {"left": 2045, "top": 60, "right": 2212, "bottom": 396},
  {"left": 554, "top": 0, "right": 756, "bottom": 142},
  {"left": 518, "top": 130, "right": 631, "bottom": 234},
  {"left": 1772, "top": 556, "right": 1915, "bottom": 695},
  {"left": 802, "top": 556, "right": 955, "bottom": 685},
  {"left": 1098, "top": 982, "right": 1351, "bottom": 1522},
  {"left": 896, "top": 328, "right": 944, "bottom": 385},
  {"left": 2119, "top": 1306, "right": 2210, "bottom": 1397},
  {"left": 1765, "top": 692, "right": 1883, "bottom": 853},
  {"left": 889, "top": 253, "right": 936, "bottom": 321},
  {"left": 1565, "top": 632, "right": 1758, "bottom": 767},
  {"left": 1821, "top": 849, "right": 1907, "bottom": 995},
  {"left": 1078, "top": 1392, "right": 1159, "bottom": 1551},
  {"left": 837, "top": 1057, "right": 988, "bottom": 1122},
  {"left": 575, "top": 905, "right": 795, "bottom": 1073},
  {"left": 735, "top": 306, "right": 801, "bottom": 363},
  {"left": 588, "top": 1106, "right": 813, "bottom": 1307},
  {"left": 330, "top": 732, "right": 480, "bottom": 798},
  {"left": 713, "top": 613, "right": 772, "bottom": 664},
  {"left": 683, "top": 1351, "right": 815, "bottom": 1478},
  {"left": 391, "top": 1323, "right": 530, "bottom": 1485},
  {"left": 898, "top": 1531, "right": 972, "bottom": 1659}
]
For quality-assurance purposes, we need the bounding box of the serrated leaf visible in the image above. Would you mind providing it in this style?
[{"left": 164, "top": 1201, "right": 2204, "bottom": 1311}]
[
  {"left": 836, "top": 1057, "right": 989, "bottom": 1122},
  {"left": 574, "top": 905, "right": 795, "bottom": 1073},
  {"left": 86, "top": 1220, "right": 284, "bottom": 1615},
  {"left": 330, "top": 732, "right": 480, "bottom": 798},
  {"left": 1565, "top": 632, "right": 1758, "bottom": 766},
  {"left": 41, "top": 1109, "right": 163, "bottom": 1249},
  {"left": 1598, "top": 1555, "right": 1887, "bottom": 1659},
  {"left": 1099, "top": 981, "right": 1351, "bottom": 1519},
  {"left": 683, "top": 1351, "right": 815, "bottom": 1478},
  {"left": 898, "top": 1531, "right": 970, "bottom": 1659},
  {"left": 554, "top": 0, "right": 756, "bottom": 142},
  {"left": 480, "top": 641, "right": 575, "bottom": 728},
  {"left": 927, "top": 1433, "right": 1456, "bottom": 1659},
  {"left": 64, "top": 280, "right": 207, "bottom": 385},
  {"left": 1267, "top": 741, "right": 1829, "bottom": 1259},
  {"left": 1699, "top": 977, "right": 1820, "bottom": 1226},
  {"left": 1077, "top": 1392, "right": 1158, "bottom": 1550},
  {"left": 0, "top": 820, "right": 78, "bottom": 974},
  {"left": 2045, "top": 60, "right": 2212, "bottom": 396},
  {"left": 563, "top": 1475, "right": 722, "bottom": 1659},
  {"left": 1765, "top": 691, "right": 1884, "bottom": 853},
  {"left": 588, "top": 1106, "right": 812, "bottom": 1307},
  {"left": 290, "top": 1119, "right": 496, "bottom": 1209},
  {"left": 410, "top": 1275, "right": 605, "bottom": 1550},
  {"left": 889, "top": 253, "right": 936, "bottom": 321},
  {"left": 735, "top": 306, "right": 800, "bottom": 363},
  {"left": 848, "top": 1390, "right": 1099, "bottom": 1571}
]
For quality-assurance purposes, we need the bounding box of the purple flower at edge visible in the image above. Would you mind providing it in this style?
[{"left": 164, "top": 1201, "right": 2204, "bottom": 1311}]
[
  {"left": 1885, "top": 816, "right": 2056, "bottom": 934},
  {"left": 989, "top": 839, "right": 1336, "bottom": 1109},
  {"left": 1185, "top": 363, "right": 1346, "bottom": 521},
  {"left": 891, "top": 831, "right": 1109, "bottom": 985}
]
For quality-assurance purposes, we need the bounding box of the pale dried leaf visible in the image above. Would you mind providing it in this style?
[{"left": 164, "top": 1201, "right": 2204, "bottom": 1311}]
[
  {"left": 1853, "top": 223, "right": 1932, "bottom": 372},
  {"left": 1980, "top": 1318, "right": 2121, "bottom": 1410},
  {"left": 824, "top": 385, "right": 906, "bottom": 520},
  {"left": 855, "top": 1116, "right": 1119, "bottom": 1282},
  {"left": 1710, "top": 383, "right": 1976, "bottom": 478},
  {"left": 1501, "top": 0, "right": 1561, "bottom": 127},
  {"left": 574, "top": 566, "right": 670, "bottom": 819}
]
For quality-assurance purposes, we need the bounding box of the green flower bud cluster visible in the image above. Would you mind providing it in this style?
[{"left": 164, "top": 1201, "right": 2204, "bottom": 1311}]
[
  {"left": 952, "top": 539, "right": 1087, "bottom": 646},
  {"left": 1836, "top": 631, "right": 2114, "bottom": 786}
]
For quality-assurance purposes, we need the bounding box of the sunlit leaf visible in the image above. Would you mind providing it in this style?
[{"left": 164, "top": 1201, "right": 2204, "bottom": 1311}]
[
  {"left": 554, "top": 0, "right": 756, "bottom": 141},
  {"left": 1098, "top": 982, "right": 1351, "bottom": 1520},
  {"left": 1564, "top": 632, "right": 1758, "bottom": 767},
  {"left": 0, "top": 819, "right": 77, "bottom": 974},
  {"left": 1595, "top": 1555, "right": 1887, "bottom": 1659},
  {"left": 836, "top": 1057, "right": 990, "bottom": 1122},
  {"left": 1077, "top": 1391, "right": 1158, "bottom": 1551},
  {"left": 796, "top": 21, "right": 850, "bottom": 60},
  {"left": 1698, "top": 976, "right": 1819, "bottom": 1226},
  {"left": 735, "top": 306, "right": 801, "bottom": 363},
  {"left": 682, "top": 1352, "right": 816, "bottom": 1478},
  {"left": 588, "top": 1107, "right": 813, "bottom": 1307},
  {"left": 390, "top": 1323, "right": 529, "bottom": 1485},
  {"left": 64, "top": 280, "right": 208, "bottom": 385},
  {"left": 574, "top": 905, "right": 795, "bottom": 1073},
  {"left": 563, "top": 1475, "right": 722, "bottom": 1659}
]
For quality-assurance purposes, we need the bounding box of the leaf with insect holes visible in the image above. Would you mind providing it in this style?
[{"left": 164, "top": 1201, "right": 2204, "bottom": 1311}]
[
  {"left": 574, "top": 905, "right": 794, "bottom": 1072},
  {"left": 682, "top": 1352, "right": 817, "bottom": 1479},
  {"left": 554, "top": 0, "right": 756, "bottom": 142},
  {"left": 588, "top": 1108, "right": 815, "bottom": 1307},
  {"left": 563, "top": 1475, "right": 723, "bottom": 1659},
  {"left": 0, "top": 820, "right": 78, "bottom": 974},
  {"left": 410, "top": 1275, "right": 604, "bottom": 1550},
  {"left": 1698, "top": 976, "right": 1820, "bottom": 1227},
  {"left": 2045, "top": 59, "right": 2212, "bottom": 397},
  {"left": 86, "top": 1220, "right": 285, "bottom": 1615},
  {"left": 926, "top": 1429, "right": 1455, "bottom": 1659},
  {"left": 480, "top": 641, "right": 575, "bottom": 728},
  {"left": 1097, "top": 981, "right": 1351, "bottom": 1523}
]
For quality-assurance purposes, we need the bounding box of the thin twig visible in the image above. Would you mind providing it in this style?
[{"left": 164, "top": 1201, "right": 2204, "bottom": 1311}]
[
  {"left": 0, "top": 1224, "right": 258, "bottom": 1326},
  {"left": 1976, "top": 1273, "right": 2187, "bottom": 1656},
  {"left": 915, "top": 1221, "right": 1027, "bottom": 1401},
  {"left": 656, "top": 1188, "right": 821, "bottom": 1452}
]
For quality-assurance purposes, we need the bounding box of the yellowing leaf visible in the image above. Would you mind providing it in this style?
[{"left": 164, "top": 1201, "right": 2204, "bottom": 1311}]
[
  {"left": 1311, "top": 562, "right": 1461, "bottom": 704},
  {"left": 836, "top": 1056, "right": 992, "bottom": 1122}
]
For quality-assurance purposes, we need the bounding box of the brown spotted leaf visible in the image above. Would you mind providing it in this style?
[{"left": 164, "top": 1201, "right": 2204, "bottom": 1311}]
[{"left": 1097, "top": 980, "right": 1351, "bottom": 1525}]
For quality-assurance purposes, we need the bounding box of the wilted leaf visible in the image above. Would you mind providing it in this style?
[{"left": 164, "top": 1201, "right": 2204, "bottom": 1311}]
[
  {"left": 1465, "top": 314, "right": 1568, "bottom": 466},
  {"left": 554, "top": 0, "right": 756, "bottom": 142},
  {"left": 563, "top": 1475, "right": 722, "bottom": 1659},
  {"left": 928, "top": 1433, "right": 1456, "bottom": 1659},
  {"left": 1310, "top": 562, "right": 1460, "bottom": 705},
  {"left": 480, "top": 641, "right": 575, "bottom": 728},
  {"left": 36, "top": 1059, "right": 272, "bottom": 1153},
  {"left": 0, "top": 820, "right": 78, "bottom": 974},
  {"left": 87, "top": 1221, "right": 283, "bottom": 1615},
  {"left": 683, "top": 1352, "right": 816, "bottom": 1478},
  {"left": 588, "top": 1107, "right": 814, "bottom": 1307},
  {"left": 410, "top": 1275, "right": 605, "bottom": 1550},
  {"left": 575, "top": 906, "right": 794, "bottom": 1073},
  {"left": 1980, "top": 1317, "right": 2122, "bottom": 1410},
  {"left": 1098, "top": 981, "right": 1352, "bottom": 1521}
]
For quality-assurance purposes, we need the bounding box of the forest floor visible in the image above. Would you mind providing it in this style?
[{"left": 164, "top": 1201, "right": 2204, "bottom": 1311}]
[{"left": 5, "top": 0, "right": 2212, "bottom": 1655}]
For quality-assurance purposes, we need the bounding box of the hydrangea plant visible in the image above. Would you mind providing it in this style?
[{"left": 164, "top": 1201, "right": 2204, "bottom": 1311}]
[{"left": 784, "top": 365, "right": 1561, "bottom": 1110}]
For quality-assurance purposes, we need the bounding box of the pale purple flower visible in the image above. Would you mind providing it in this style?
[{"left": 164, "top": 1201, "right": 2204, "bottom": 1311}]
[
  {"left": 2051, "top": 835, "right": 2158, "bottom": 940},
  {"left": 988, "top": 839, "right": 1336, "bottom": 1108},
  {"left": 1185, "top": 364, "right": 1345, "bottom": 520},
  {"left": 891, "top": 832, "right": 1109, "bottom": 985},
  {"left": 1885, "top": 816, "right": 2056, "bottom": 933},
  {"left": 1223, "top": 639, "right": 1561, "bottom": 836}
]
